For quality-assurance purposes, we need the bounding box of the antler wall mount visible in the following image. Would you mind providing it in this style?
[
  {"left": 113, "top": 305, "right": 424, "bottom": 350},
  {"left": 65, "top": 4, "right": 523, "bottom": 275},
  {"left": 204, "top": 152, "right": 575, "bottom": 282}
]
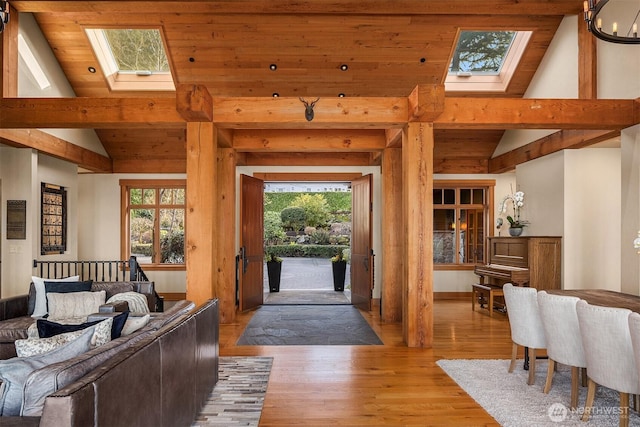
[{"left": 299, "top": 97, "right": 320, "bottom": 121}]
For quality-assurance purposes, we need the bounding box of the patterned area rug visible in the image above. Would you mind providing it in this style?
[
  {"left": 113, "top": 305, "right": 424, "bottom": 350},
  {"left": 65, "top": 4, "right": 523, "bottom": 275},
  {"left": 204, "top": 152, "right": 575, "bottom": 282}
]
[
  {"left": 192, "top": 356, "right": 273, "bottom": 427},
  {"left": 437, "top": 359, "right": 640, "bottom": 426},
  {"left": 237, "top": 305, "right": 383, "bottom": 345}
]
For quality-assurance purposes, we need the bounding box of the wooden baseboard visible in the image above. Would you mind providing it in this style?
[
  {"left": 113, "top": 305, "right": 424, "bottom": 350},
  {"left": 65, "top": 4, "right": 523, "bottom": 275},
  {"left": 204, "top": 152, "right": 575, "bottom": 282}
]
[{"left": 434, "top": 292, "right": 471, "bottom": 301}]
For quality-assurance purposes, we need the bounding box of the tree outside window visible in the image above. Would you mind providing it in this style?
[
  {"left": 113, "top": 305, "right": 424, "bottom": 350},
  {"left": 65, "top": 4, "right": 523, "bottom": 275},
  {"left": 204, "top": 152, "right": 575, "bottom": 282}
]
[{"left": 121, "top": 180, "right": 185, "bottom": 268}]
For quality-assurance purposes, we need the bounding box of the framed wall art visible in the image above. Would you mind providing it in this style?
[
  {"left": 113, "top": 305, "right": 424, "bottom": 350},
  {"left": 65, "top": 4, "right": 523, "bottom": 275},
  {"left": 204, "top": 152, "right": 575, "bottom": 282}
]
[
  {"left": 6, "top": 200, "right": 26, "bottom": 240},
  {"left": 41, "top": 183, "right": 67, "bottom": 255}
]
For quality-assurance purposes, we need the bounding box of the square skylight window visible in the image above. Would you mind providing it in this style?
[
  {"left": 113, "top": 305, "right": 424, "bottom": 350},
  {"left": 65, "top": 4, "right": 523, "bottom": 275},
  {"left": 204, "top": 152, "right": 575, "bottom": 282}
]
[
  {"left": 85, "top": 28, "right": 175, "bottom": 92},
  {"left": 446, "top": 30, "right": 531, "bottom": 92}
]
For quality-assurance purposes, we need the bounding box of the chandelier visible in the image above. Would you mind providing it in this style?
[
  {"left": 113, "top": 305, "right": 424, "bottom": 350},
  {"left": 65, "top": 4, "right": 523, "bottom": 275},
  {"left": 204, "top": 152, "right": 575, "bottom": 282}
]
[
  {"left": 584, "top": 0, "right": 640, "bottom": 44},
  {"left": 0, "top": 1, "right": 8, "bottom": 34}
]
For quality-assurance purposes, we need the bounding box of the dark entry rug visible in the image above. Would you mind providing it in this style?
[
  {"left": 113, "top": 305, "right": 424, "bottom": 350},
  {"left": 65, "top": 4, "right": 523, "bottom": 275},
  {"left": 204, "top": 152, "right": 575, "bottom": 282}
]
[
  {"left": 237, "top": 305, "right": 383, "bottom": 345},
  {"left": 264, "top": 290, "right": 350, "bottom": 305}
]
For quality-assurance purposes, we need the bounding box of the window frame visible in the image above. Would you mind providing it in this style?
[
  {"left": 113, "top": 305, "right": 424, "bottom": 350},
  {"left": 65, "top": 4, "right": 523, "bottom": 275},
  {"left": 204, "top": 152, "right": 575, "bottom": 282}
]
[
  {"left": 120, "top": 179, "right": 186, "bottom": 271},
  {"left": 433, "top": 180, "right": 495, "bottom": 271}
]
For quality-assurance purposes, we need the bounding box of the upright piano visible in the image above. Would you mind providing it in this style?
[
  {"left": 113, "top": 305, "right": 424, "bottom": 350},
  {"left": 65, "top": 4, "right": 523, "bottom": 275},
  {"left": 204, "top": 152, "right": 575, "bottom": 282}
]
[{"left": 473, "top": 236, "right": 562, "bottom": 313}]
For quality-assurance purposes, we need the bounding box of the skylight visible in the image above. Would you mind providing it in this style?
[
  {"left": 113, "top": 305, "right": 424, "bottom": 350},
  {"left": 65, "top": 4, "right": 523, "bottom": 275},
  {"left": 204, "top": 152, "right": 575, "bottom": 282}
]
[
  {"left": 85, "top": 28, "right": 175, "bottom": 92},
  {"left": 445, "top": 30, "right": 531, "bottom": 92}
]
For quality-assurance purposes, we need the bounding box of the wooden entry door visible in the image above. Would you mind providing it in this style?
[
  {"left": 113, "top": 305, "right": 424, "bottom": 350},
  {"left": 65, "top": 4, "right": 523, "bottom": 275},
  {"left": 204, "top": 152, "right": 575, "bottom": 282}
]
[
  {"left": 351, "top": 174, "right": 373, "bottom": 311},
  {"left": 239, "top": 174, "right": 264, "bottom": 311}
]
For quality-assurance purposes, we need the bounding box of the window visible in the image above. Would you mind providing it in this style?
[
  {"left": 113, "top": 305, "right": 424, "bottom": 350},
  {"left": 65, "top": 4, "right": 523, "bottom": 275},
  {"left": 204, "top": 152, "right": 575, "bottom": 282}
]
[
  {"left": 433, "top": 180, "right": 494, "bottom": 268},
  {"left": 85, "top": 28, "right": 175, "bottom": 92},
  {"left": 445, "top": 31, "right": 531, "bottom": 92},
  {"left": 121, "top": 180, "right": 185, "bottom": 269}
]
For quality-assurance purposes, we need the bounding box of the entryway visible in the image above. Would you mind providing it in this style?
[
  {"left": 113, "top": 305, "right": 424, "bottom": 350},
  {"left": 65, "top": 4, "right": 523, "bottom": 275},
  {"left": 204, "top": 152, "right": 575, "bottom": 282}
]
[{"left": 263, "top": 257, "right": 351, "bottom": 305}]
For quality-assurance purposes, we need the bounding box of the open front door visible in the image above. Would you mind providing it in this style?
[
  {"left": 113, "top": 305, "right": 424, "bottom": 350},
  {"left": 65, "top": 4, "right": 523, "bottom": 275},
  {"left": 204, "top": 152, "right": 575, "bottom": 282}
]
[
  {"left": 351, "top": 174, "right": 373, "bottom": 311},
  {"left": 239, "top": 174, "right": 264, "bottom": 311}
]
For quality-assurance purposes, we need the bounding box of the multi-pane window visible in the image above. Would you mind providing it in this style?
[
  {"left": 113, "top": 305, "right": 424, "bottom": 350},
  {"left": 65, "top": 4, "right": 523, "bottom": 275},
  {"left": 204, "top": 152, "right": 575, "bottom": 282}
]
[
  {"left": 121, "top": 180, "right": 185, "bottom": 268},
  {"left": 433, "top": 181, "right": 494, "bottom": 266}
]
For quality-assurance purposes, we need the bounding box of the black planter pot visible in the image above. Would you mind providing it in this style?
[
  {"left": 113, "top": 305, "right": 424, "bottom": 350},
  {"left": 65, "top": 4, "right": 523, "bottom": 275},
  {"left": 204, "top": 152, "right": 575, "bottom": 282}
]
[
  {"left": 266, "top": 261, "right": 282, "bottom": 292},
  {"left": 332, "top": 261, "right": 347, "bottom": 291}
]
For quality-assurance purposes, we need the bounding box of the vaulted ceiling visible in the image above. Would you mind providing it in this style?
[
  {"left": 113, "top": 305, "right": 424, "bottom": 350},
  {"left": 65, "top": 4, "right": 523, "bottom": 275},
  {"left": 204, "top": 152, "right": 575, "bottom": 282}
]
[{"left": 3, "top": 1, "right": 621, "bottom": 174}]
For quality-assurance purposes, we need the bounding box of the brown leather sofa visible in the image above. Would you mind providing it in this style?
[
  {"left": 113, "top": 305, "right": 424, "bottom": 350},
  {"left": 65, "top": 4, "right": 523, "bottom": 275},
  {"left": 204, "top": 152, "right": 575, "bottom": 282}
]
[
  {"left": 0, "top": 281, "right": 160, "bottom": 360},
  {"left": 0, "top": 299, "right": 219, "bottom": 427}
]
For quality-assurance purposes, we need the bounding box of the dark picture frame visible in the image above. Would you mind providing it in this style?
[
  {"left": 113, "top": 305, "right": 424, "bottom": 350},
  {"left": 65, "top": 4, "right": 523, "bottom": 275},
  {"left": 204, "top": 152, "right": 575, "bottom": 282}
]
[
  {"left": 41, "top": 183, "right": 67, "bottom": 255},
  {"left": 6, "top": 200, "right": 26, "bottom": 240}
]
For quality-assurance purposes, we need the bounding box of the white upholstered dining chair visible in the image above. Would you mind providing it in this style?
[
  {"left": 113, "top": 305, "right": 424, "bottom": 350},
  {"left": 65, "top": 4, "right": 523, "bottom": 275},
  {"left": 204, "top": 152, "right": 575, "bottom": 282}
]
[
  {"left": 576, "top": 300, "right": 640, "bottom": 427},
  {"left": 503, "top": 283, "right": 546, "bottom": 386},
  {"left": 537, "top": 291, "right": 586, "bottom": 409}
]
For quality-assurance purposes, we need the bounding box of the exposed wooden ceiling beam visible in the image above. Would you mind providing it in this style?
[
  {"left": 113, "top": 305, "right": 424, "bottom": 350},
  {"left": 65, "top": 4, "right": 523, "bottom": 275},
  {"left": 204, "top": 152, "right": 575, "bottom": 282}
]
[
  {"left": 0, "top": 98, "right": 186, "bottom": 129},
  {"left": 0, "top": 129, "right": 112, "bottom": 172},
  {"left": 2, "top": 96, "right": 637, "bottom": 131},
  {"left": 176, "top": 84, "right": 213, "bottom": 122},
  {"left": 434, "top": 98, "right": 638, "bottom": 130},
  {"left": 232, "top": 129, "right": 386, "bottom": 152},
  {"left": 11, "top": 1, "right": 582, "bottom": 15},
  {"left": 239, "top": 152, "right": 375, "bottom": 166},
  {"left": 488, "top": 129, "right": 621, "bottom": 173}
]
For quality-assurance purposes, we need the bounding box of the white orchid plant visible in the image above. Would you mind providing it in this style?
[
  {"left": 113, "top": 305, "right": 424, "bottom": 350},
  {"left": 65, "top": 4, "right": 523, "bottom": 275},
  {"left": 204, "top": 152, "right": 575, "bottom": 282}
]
[{"left": 499, "top": 190, "right": 529, "bottom": 228}]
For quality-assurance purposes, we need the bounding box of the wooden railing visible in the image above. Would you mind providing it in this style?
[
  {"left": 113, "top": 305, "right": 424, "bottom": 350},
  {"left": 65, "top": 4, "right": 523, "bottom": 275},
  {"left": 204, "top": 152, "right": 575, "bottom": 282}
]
[{"left": 33, "top": 256, "right": 149, "bottom": 282}]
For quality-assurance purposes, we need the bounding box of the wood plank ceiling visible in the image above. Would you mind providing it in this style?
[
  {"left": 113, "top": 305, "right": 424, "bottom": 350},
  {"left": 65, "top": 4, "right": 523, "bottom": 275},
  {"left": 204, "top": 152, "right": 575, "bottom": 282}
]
[{"left": 8, "top": 1, "right": 584, "bottom": 174}]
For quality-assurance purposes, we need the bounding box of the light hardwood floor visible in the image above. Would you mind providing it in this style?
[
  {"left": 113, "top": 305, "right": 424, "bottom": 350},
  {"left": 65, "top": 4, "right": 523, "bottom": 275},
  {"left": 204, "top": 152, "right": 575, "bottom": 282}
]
[{"left": 220, "top": 299, "right": 515, "bottom": 426}]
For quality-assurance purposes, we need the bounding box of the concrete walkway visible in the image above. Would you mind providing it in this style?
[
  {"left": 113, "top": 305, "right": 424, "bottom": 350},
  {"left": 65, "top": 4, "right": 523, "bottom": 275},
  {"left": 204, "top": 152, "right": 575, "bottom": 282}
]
[{"left": 263, "top": 257, "right": 351, "bottom": 304}]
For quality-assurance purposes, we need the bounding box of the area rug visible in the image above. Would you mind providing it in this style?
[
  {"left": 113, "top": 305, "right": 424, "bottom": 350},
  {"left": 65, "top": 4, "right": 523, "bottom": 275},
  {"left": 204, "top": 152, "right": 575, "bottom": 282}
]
[
  {"left": 437, "top": 359, "right": 640, "bottom": 426},
  {"left": 264, "top": 289, "right": 350, "bottom": 305},
  {"left": 192, "top": 356, "right": 273, "bottom": 426},
  {"left": 236, "top": 305, "right": 383, "bottom": 345}
]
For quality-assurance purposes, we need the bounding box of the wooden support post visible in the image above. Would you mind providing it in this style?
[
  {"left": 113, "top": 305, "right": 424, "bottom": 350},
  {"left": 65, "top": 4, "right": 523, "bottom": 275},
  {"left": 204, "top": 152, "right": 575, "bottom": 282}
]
[
  {"left": 185, "top": 122, "right": 217, "bottom": 307},
  {"left": 216, "top": 147, "right": 236, "bottom": 323},
  {"left": 578, "top": 15, "right": 597, "bottom": 100},
  {"left": 1, "top": 4, "right": 18, "bottom": 98},
  {"left": 402, "top": 122, "right": 434, "bottom": 348},
  {"left": 381, "top": 147, "right": 403, "bottom": 323}
]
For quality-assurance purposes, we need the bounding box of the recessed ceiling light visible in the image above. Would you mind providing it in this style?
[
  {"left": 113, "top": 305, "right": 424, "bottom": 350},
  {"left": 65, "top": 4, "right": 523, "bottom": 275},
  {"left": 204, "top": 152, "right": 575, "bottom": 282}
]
[
  {"left": 88, "top": 66, "right": 96, "bottom": 73},
  {"left": 340, "top": 64, "right": 348, "bottom": 71},
  {"left": 269, "top": 64, "right": 277, "bottom": 71},
  {"left": 419, "top": 57, "right": 426, "bottom": 63},
  {"left": 272, "top": 93, "right": 279, "bottom": 97},
  {"left": 189, "top": 57, "right": 195, "bottom": 63},
  {"left": 338, "top": 93, "right": 345, "bottom": 97}
]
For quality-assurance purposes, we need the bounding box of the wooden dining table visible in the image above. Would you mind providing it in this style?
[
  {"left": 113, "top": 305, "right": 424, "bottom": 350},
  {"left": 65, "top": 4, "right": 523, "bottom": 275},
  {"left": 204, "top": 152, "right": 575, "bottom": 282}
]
[{"left": 546, "top": 289, "right": 640, "bottom": 312}]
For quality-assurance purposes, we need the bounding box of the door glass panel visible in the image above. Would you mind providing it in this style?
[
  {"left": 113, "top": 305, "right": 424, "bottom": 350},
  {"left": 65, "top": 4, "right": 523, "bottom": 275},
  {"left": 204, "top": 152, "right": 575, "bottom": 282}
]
[
  {"left": 129, "top": 209, "right": 154, "bottom": 263},
  {"left": 433, "top": 209, "right": 455, "bottom": 263}
]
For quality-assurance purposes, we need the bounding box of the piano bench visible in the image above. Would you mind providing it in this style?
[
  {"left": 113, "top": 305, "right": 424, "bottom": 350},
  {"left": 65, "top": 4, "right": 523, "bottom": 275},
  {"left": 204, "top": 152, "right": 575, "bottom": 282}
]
[{"left": 471, "top": 283, "right": 504, "bottom": 317}]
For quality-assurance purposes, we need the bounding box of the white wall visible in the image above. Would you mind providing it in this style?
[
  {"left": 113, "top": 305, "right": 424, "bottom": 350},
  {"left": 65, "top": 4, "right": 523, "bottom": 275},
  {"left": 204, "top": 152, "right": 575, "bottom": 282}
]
[{"left": 621, "top": 125, "right": 640, "bottom": 294}]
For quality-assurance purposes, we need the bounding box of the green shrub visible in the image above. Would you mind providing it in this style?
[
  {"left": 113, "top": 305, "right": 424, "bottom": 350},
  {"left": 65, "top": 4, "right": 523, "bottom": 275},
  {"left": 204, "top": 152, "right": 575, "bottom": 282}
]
[
  {"left": 291, "top": 193, "right": 330, "bottom": 228},
  {"left": 265, "top": 244, "right": 349, "bottom": 258},
  {"left": 160, "top": 230, "right": 184, "bottom": 263},
  {"left": 131, "top": 243, "right": 152, "bottom": 257},
  {"left": 311, "top": 228, "right": 330, "bottom": 244},
  {"left": 280, "top": 206, "right": 306, "bottom": 231},
  {"left": 264, "top": 211, "right": 286, "bottom": 245}
]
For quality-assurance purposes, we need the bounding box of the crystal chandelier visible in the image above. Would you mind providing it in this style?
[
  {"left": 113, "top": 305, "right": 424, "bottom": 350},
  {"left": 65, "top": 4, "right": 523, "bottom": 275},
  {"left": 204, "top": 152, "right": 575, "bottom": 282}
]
[{"left": 584, "top": 0, "right": 640, "bottom": 44}]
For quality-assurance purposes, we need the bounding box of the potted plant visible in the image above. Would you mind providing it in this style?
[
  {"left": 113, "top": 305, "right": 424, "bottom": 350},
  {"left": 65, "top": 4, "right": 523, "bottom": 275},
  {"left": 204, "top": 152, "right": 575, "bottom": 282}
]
[
  {"left": 331, "top": 249, "right": 348, "bottom": 291},
  {"left": 265, "top": 251, "right": 282, "bottom": 292},
  {"left": 499, "top": 189, "right": 529, "bottom": 236}
]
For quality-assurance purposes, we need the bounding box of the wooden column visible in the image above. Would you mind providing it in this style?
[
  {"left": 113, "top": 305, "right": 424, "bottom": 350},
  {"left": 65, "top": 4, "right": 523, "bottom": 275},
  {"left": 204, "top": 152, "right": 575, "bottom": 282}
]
[
  {"left": 185, "top": 122, "right": 217, "bottom": 307},
  {"left": 402, "top": 122, "right": 434, "bottom": 348},
  {"left": 381, "top": 147, "right": 403, "bottom": 323},
  {"left": 578, "top": 15, "right": 597, "bottom": 99},
  {"left": 216, "top": 147, "right": 236, "bottom": 323},
  {"left": 1, "top": 4, "right": 18, "bottom": 98}
]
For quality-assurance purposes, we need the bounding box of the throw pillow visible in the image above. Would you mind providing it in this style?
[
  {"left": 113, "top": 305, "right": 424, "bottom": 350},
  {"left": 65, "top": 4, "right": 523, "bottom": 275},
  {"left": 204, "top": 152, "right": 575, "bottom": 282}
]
[
  {"left": 91, "top": 318, "right": 113, "bottom": 347},
  {"left": 121, "top": 314, "right": 151, "bottom": 336},
  {"left": 106, "top": 292, "right": 150, "bottom": 315},
  {"left": 37, "top": 311, "right": 128, "bottom": 340},
  {"left": 91, "top": 282, "right": 134, "bottom": 299},
  {"left": 30, "top": 275, "right": 80, "bottom": 318},
  {"left": 36, "top": 318, "right": 101, "bottom": 339},
  {"left": 47, "top": 290, "right": 106, "bottom": 321},
  {"left": 44, "top": 280, "right": 93, "bottom": 312},
  {"left": 0, "top": 327, "right": 93, "bottom": 416},
  {"left": 14, "top": 329, "right": 86, "bottom": 358}
]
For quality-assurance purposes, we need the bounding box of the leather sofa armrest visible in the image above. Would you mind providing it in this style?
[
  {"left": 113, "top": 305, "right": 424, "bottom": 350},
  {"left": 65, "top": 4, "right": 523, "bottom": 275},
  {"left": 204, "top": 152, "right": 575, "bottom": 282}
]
[
  {"left": 99, "top": 301, "right": 130, "bottom": 313},
  {"left": 0, "top": 294, "right": 29, "bottom": 321}
]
